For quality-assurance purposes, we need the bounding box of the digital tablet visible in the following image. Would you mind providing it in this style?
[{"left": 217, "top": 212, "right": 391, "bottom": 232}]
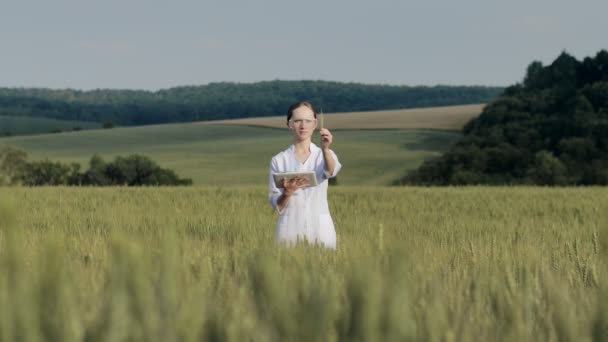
[{"left": 273, "top": 171, "right": 318, "bottom": 188}]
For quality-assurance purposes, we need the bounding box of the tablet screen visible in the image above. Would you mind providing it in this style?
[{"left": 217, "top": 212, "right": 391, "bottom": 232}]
[{"left": 272, "top": 171, "right": 318, "bottom": 188}]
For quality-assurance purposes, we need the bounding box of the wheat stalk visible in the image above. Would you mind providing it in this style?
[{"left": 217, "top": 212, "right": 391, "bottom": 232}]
[{"left": 319, "top": 109, "right": 324, "bottom": 129}]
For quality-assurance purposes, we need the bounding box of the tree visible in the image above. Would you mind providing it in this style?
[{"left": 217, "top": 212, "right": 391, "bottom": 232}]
[
  {"left": 526, "top": 151, "right": 567, "bottom": 186},
  {"left": 83, "top": 154, "right": 110, "bottom": 185},
  {"left": 67, "top": 163, "right": 84, "bottom": 186},
  {"left": 104, "top": 154, "right": 192, "bottom": 186},
  {"left": 0, "top": 148, "right": 192, "bottom": 187},
  {"left": 524, "top": 61, "right": 545, "bottom": 89},
  {"left": 0, "top": 145, "right": 28, "bottom": 185},
  {"left": 22, "top": 160, "right": 72, "bottom": 186}
]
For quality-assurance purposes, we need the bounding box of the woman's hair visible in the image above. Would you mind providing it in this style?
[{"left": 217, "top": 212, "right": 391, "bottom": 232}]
[{"left": 286, "top": 101, "right": 317, "bottom": 124}]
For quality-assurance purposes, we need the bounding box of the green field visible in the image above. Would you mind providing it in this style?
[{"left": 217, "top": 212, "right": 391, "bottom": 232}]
[
  {"left": 0, "top": 124, "right": 460, "bottom": 186},
  {"left": 0, "top": 115, "right": 101, "bottom": 136},
  {"left": 1, "top": 186, "right": 607, "bottom": 341},
  {"left": 3, "top": 105, "right": 605, "bottom": 340}
]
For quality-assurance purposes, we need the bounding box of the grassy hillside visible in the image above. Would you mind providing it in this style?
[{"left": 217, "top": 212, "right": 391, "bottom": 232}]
[
  {"left": 0, "top": 123, "right": 460, "bottom": 186},
  {"left": 0, "top": 115, "right": 101, "bottom": 136},
  {"left": 202, "top": 104, "right": 484, "bottom": 130},
  {"left": 0, "top": 105, "right": 482, "bottom": 185}
]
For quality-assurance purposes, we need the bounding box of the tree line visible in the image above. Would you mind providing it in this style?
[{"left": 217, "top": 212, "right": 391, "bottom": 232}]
[
  {"left": 0, "top": 145, "right": 192, "bottom": 186},
  {"left": 0, "top": 81, "right": 502, "bottom": 126},
  {"left": 402, "top": 50, "right": 608, "bottom": 185}
]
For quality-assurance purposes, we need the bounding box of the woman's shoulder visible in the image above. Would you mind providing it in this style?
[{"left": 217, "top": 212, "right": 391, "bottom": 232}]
[{"left": 270, "top": 145, "right": 293, "bottom": 162}]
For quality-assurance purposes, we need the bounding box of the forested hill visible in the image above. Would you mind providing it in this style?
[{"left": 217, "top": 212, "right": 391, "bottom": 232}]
[
  {"left": 403, "top": 50, "right": 608, "bottom": 186},
  {"left": 0, "top": 81, "right": 502, "bottom": 126}
]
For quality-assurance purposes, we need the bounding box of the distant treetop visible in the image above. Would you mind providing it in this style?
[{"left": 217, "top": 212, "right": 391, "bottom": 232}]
[{"left": 0, "top": 80, "right": 502, "bottom": 126}]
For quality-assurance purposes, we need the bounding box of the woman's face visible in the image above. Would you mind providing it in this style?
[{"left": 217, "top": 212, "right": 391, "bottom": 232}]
[{"left": 288, "top": 106, "right": 317, "bottom": 141}]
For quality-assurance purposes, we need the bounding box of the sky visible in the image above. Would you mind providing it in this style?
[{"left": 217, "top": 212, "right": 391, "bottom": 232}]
[{"left": 1, "top": 0, "right": 606, "bottom": 91}]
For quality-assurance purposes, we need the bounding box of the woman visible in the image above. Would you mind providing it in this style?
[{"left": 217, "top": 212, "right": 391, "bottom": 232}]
[{"left": 268, "top": 101, "right": 342, "bottom": 249}]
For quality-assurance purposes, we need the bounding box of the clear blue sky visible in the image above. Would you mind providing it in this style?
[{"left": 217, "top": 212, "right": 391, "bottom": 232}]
[{"left": 1, "top": 0, "right": 606, "bottom": 90}]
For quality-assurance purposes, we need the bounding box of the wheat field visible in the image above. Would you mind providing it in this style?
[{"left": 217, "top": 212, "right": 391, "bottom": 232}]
[
  {"left": 1, "top": 186, "right": 607, "bottom": 341},
  {"left": 201, "top": 104, "right": 485, "bottom": 130}
]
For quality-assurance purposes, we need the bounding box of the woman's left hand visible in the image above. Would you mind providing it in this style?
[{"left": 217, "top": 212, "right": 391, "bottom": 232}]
[{"left": 320, "top": 128, "right": 333, "bottom": 150}]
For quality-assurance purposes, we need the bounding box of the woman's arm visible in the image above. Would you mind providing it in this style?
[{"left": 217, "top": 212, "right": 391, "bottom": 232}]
[
  {"left": 276, "top": 191, "right": 292, "bottom": 212},
  {"left": 320, "top": 128, "right": 337, "bottom": 175},
  {"left": 322, "top": 148, "right": 337, "bottom": 176}
]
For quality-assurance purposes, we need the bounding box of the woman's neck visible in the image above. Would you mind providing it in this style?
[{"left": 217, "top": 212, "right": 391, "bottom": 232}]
[{"left": 292, "top": 139, "right": 312, "bottom": 153}]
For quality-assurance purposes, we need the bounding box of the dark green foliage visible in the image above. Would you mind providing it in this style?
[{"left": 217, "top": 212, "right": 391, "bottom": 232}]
[
  {"left": 527, "top": 151, "right": 567, "bottom": 185},
  {"left": 0, "top": 145, "right": 28, "bottom": 185},
  {"left": 83, "top": 154, "right": 110, "bottom": 186},
  {"left": 0, "top": 147, "right": 192, "bottom": 186},
  {"left": 0, "top": 81, "right": 502, "bottom": 126},
  {"left": 22, "top": 160, "right": 73, "bottom": 186},
  {"left": 403, "top": 50, "right": 608, "bottom": 185},
  {"left": 100, "top": 154, "right": 192, "bottom": 186}
]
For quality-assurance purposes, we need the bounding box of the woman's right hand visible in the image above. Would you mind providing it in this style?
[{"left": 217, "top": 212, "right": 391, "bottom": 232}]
[{"left": 283, "top": 176, "right": 309, "bottom": 196}]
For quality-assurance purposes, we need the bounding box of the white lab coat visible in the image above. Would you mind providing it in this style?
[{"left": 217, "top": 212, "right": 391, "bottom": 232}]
[{"left": 268, "top": 143, "right": 342, "bottom": 249}]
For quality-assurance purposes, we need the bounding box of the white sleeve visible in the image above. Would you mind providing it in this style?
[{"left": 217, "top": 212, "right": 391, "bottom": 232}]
[
  {"left": 268, "top": 158, "right": 285, "bottom": 214},
  {"left": 323, "top": 149, "right": 342, "bottom": 179}
]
